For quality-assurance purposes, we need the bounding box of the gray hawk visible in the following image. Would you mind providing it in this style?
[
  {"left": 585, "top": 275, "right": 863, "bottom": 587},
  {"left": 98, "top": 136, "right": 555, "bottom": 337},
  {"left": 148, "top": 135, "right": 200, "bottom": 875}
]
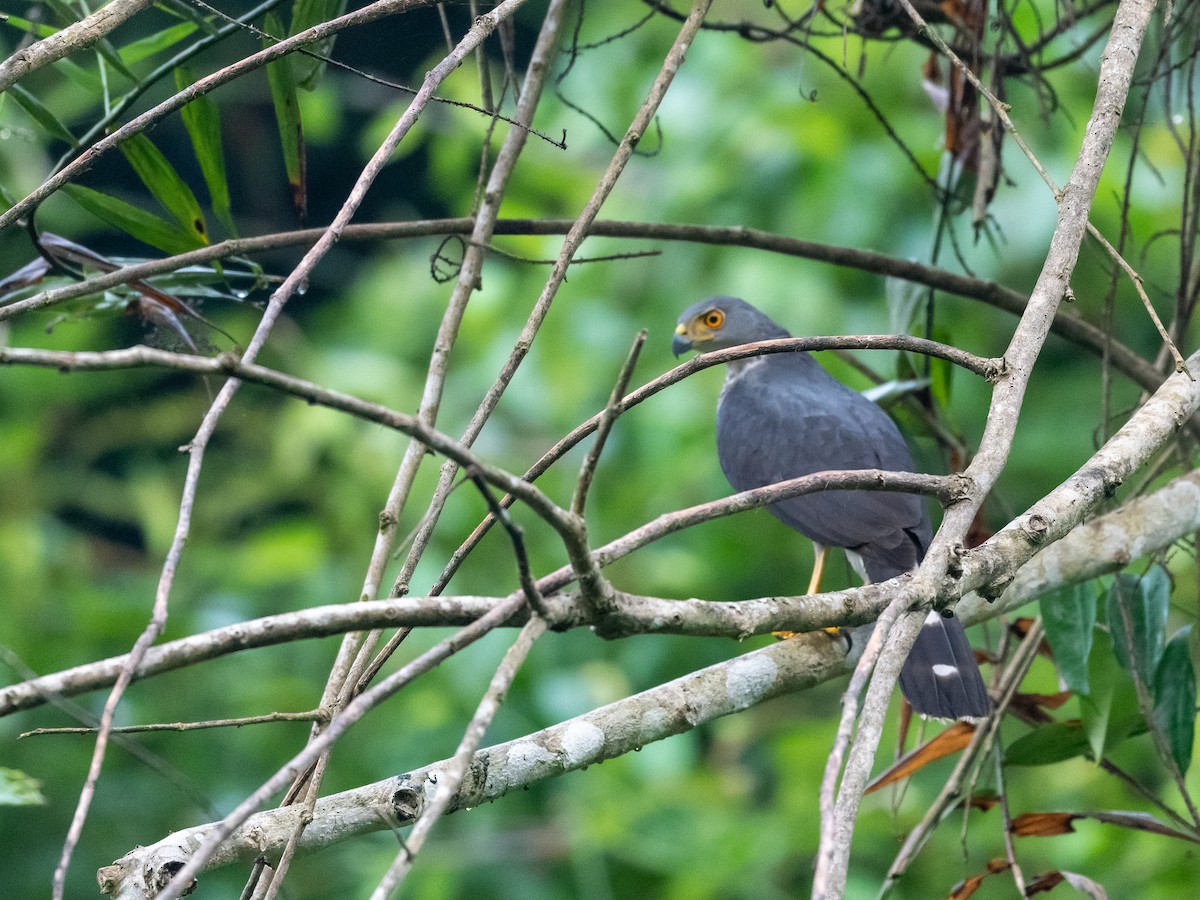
[{"left": 673, "top": 296, "right": 989, "bottom": 720}]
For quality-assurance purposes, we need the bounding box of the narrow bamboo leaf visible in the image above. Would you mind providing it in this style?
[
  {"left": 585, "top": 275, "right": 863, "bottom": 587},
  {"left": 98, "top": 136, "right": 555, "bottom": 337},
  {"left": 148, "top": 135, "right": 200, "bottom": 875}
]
[
  {"left": 264, "top": 12, "right": 307, "bottom": 222},
  {"left": 1107, "top": 568, "right": 1169, "bottom": 687},
  {"left": 53, "top": 57, "right": 103, "bottom": 94},
  {"left": 1084, "top": 810, "right": 1199, "bottom": 842},
  {"left": 8, "top": 84, "right": 80, "bottom": 147},
  {"left": 120, "top": 133, "right": 209, "bottom": 246},
  {"left": 94, "top": 36, "right": 138, "bottom": 83},
  {"left": 1004, "top": 721, "right": 1092, "bottom": 766},
  {"left": 1042, "top": 582, "right": 1096, "bottom": 696},
  {"left": 119, "top": 22, "right": 199, "bottom": 67},
  {"left": 2, "top": 15, "right": 61, "bottom": 39},
  {"left": 289, "top": 0, "right": 349, "bottom": 90},
  {"left": 1152, "top": 626, "right": 1196, "bottom": 775},
  {"left": 175, "top": 65, "right": 236, "bottom": 237},
  {"left": 43, "top": 0, "right": 82, "bottom": 23},
  {"left": 63, "top": 184, "right": 202, "bottom": 256}
]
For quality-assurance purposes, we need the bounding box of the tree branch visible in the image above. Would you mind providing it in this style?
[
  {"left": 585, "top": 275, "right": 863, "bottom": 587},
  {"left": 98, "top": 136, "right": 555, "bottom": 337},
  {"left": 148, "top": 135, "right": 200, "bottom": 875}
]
[
  {"left": 97, "top": 632, "right": 845, "bottom": 895},
  {"left": 814, "top": 0, "right": 1164, "bottom": 892},
  {"left": 0, "top": 0, "right": 153, "bottom": 93}
]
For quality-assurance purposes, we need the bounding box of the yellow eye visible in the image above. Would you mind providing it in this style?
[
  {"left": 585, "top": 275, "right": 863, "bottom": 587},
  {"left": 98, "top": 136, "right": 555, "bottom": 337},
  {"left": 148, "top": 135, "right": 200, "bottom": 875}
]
[{"left": 703, "top": 309, "right": 725, "bottom": 329}]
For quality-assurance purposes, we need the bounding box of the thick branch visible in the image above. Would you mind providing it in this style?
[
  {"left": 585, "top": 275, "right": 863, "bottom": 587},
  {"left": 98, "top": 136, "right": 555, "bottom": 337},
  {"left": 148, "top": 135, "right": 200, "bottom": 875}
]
[
  {"left": 817, "top": 0, "right": 1165, "bottom": 891},
  {"left": 97, "top": 633, "right": 844, "bottom": 894},
  {"left": 11, "top": 455, "right": 1200, "bottom": 720}
]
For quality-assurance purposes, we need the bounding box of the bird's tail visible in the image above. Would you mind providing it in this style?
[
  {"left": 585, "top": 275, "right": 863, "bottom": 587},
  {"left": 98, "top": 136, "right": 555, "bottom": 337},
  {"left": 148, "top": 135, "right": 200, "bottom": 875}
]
[{"left": 897, "top": 611, "right": 991, "bottom": 720}]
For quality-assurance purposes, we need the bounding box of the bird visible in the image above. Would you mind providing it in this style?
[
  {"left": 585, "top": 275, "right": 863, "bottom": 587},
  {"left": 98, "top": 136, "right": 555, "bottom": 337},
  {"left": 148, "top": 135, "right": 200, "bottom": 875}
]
[{"left": 672, "top": 296, "right": 990, "bottom": 720}]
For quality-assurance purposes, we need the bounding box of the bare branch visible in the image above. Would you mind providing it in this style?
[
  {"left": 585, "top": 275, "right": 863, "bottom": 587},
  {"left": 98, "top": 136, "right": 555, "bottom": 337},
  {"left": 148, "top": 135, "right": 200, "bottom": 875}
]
[
  {"left": 97, "top": 632, "right": 845, "bottom": 894},
  {"left": 369, "top": 616, "right": 547, "bottom": 896},
  {"left": 0, "top": 0, "right": 153, "bottom": 92},
  {"left": 815, "top": 1, "right": 1164, "bottom": 893}
]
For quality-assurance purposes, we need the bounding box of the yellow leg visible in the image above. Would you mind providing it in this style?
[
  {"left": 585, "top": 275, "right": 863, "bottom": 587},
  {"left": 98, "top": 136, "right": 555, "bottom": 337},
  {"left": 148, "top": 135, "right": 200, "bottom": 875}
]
[
  {"left": 776, "top": 545, "right": 829, "bottom": 640},
  {"left": 806, "top": 544, "right": 828, "bottom": 596}
]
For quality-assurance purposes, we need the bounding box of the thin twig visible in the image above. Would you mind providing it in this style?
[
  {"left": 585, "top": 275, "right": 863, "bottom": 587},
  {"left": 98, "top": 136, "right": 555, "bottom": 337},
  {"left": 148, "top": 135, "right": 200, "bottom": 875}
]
[
  {"left": 22, "top": 710, "right": 328, "bottom": 738},
  {"left": 368, "top": 615, "right": 547, "bottom": 897},
  {"left": 572, "top": 329, "right": 648, "bottom": 516},
  {"left": 813, "top": 1, "right": 1161, "bottom": 893},
  {"left": 881, "top": 618, "right": 1046, "bottom": 892},
  {"left": 467, "top": 470, "right": 547, "bottom": 615},
  {"left": 151, "top": 594, "right": 527, "bottom": 900},
  {"left": 0, "top": 218, "right": 1165, "bottom": 400}
]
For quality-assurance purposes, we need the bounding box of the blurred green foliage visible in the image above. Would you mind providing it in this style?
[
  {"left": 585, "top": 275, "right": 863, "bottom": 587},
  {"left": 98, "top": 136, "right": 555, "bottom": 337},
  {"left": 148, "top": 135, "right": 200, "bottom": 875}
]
[{"left": 1, "top": 1, "right": 1197, "bottom": 898}]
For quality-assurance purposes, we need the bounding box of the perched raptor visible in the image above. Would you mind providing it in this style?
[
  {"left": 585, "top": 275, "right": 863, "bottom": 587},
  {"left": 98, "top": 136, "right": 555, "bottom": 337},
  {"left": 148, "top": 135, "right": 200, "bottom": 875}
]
[{"left": 673, "top": 296, "right": 989, "bottom": 720}]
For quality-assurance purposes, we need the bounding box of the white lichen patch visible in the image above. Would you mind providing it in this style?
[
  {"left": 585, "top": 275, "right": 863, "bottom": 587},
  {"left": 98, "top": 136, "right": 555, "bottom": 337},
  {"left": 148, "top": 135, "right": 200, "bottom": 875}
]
[
  {"left": 488, "top": 740, "right": 555, "bottom": 795},
  {"left": 725, "top": 654, "right": 778, "bottom": 710},
  {"left": 560, "top": 720, "right": 605, "bottom": 767}
]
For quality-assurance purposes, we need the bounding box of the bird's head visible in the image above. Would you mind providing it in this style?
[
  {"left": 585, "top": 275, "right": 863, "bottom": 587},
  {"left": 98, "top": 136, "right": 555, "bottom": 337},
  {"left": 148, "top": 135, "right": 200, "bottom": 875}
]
[{"left": 672, "top": 296, "right": 791, "bottom": 357}]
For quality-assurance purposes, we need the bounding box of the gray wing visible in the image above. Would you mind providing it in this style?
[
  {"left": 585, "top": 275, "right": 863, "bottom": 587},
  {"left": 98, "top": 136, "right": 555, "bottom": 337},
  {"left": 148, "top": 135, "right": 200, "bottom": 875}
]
[{"left": 716, "top": 356, "right": 930, "bottom": 577}]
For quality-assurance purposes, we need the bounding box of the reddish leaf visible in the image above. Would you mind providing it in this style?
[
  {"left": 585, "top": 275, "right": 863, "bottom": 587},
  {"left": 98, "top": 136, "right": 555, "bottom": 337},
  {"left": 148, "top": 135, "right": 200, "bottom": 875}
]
[
  {"left": 948, "top": 873, "right": 984, "bottom": 900},
  {"left": 1011, "top": 811, "right": 1078, "bottom": 837},
  {"left": 963, "top": 792, "right": 1000, "bottom": 812},
  {"left": 1009, "top": 690, "right": 1074, "bottom": 724},
  {"left": 1009, "top": 618, "right": 1053, "bottom": 657},
  {"left": 1025, "top": 871, "right": 1066, "bottom": 895},
  {"left": 1013, "top": 810, "right": 1200, "bottom": 844},
  {"left": 867, "top": 721, "right": 976, "bottom": 794},
  {"left": 948, "top": 858, "right": 1010, "bottom": 899}
]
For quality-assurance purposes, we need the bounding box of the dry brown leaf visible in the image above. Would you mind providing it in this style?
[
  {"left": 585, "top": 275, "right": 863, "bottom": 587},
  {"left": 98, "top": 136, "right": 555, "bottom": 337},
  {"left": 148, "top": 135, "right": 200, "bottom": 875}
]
[
  {"left": 1011, "top": 811, "right": 1078, "bottom": 837},
  {"left": 1026, "top": 871, "right": 1066, "bottom": 895},
  {"left": 866, "top": 721, "right": 976, "bottom": 794},
  {"left": 948, "top": 858, "right": 1010, "bottom": 899}
]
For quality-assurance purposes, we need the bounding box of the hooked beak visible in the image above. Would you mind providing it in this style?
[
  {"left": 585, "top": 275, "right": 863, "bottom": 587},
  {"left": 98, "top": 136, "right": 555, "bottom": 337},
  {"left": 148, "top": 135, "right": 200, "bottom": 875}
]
[{"left": 671, "top": 324, "right": 693, "bottom": 358}]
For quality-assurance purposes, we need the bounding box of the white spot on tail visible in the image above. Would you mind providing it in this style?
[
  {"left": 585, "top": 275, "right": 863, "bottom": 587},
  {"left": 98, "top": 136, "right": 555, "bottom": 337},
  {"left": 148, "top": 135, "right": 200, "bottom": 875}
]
[{"left": 932, "top": 664, "right": 959, "bottom": 678}]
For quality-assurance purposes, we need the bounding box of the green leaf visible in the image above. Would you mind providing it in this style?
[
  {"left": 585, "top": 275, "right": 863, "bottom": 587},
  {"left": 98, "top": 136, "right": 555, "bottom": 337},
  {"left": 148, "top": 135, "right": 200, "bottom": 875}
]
[
  {"left": 175, "top": 65, "right": 237, "bottom": 238},
  {"left": 289, "top": 0, "right": 349, "bottom": 90},
  {"left": 1082, "top": 633, "right": 1142, "bottom": 762},
  {"left": 119, "top": 22, "right": 199, "bottom": 67},
  {"left": 1042, "top": 582, "right": 1097, "bottom": 696},
  {"left": 1107, "top": 568, "right": 1169, "bottom": 688},
  {"left": 1004, "top": 721, "right": 1093, "bottom": 766},
  {"left": 1, "top": 15, "right": 60, "bottom": 39},
  {"left": 0, "top": 767, "right": 46, "bottom": 806},
  {"left": 7, "top": 84, "right": 79, "bottom": 147},
  {"left": 264, "top": 12, "right": 307, "bottom": 221},
  {"left": 1152, "top": 626, "right": 1196, "bottom": 775},
  {"left": 62, "top": 184, "right": 203, "bottom": 256},
  {"left": 94, "top": 36, "right": 139, "bottom": 83},
  {"left": 53, "top": 57, "right": 103, "bottom": 94},
  {"left": 885, "top": 275, "right": 926, "bottom": 335},
  {"left": 119, "top": 133, "right": 209, "bottom": 246},
  {"left": 928, "top": 325, "right": 954, "bottom": 407}
]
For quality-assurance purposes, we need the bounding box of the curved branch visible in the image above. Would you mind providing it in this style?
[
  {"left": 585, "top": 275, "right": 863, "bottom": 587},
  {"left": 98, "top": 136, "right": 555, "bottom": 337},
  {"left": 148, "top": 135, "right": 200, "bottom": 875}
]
[
  {"left": 0, "top": 219, "right": 1162, "bottom": 397},
  {"left": 92, "top": 443, "right": 1200, "bottom": 889}
]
